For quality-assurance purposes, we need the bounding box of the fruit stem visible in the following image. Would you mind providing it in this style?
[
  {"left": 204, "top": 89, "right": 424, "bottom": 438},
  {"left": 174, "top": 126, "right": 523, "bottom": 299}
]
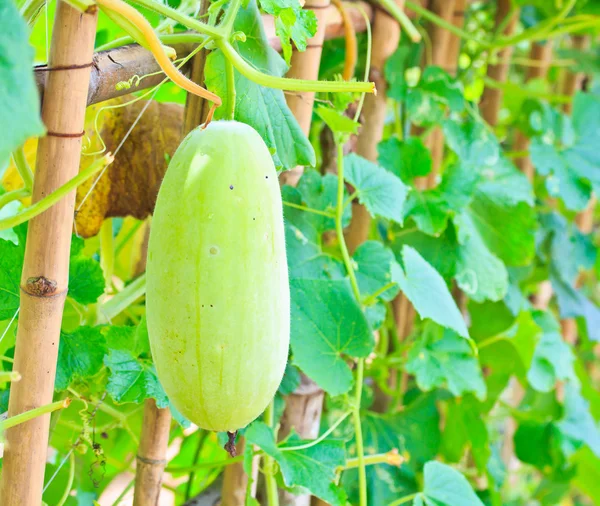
[
  {"left": 218, "top": 40, "right": 376, "bottom": 94},
  {"left": 263, "top": 400, "right": 280, "bottom": 506}
]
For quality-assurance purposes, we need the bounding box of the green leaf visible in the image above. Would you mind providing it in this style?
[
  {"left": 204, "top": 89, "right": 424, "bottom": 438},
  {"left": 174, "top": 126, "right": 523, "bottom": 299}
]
[
  {"left": 259, "top": 0, "right": 317, "bottom": 64},
  {"left": 443, "top": 117, "right": 499, "bottom": 168},
  {"left": 377, "top": 137, "right": 432, "bottom": 184},
  {"left": 527, "top": 312, "right": 576, "bottom": 393},
  {"left": 0, "top": 0, "right": 45, "bottom": 167},
  {"left": 478, "top": 311, "right": 542, "bottom": 381},
  {"left": 205, "top": 0, "right": 315, "bottom": 171},
  {"left": 407, "top": 67, "right": 465, "bottom": 126},
  {"left": 454, "top": 211, "right": 508, "bottom": 303},
  {"left": 403, "top": 189, "right": 451, "bottom": 236},
  {"left": 529, "top": 92, "right": 600, "bottom": 211},
  {"left": 395, "top": 245, "right": 469, "bottom": 338},
  {"left": 557, "top": 383, "right": 600, "bottom": 458},
  {"left": 550, "top": 269, "right": 600, "bottom": 342},
  {"left": 383, "top": 45, "right": 411, "bottom": 102},
  {"left": 245, "top": 422, "right": 347, "bottom": 505},
  {"left": 441, "top": 396, "right": 490, "bottom": 471},
  {"left": 353, "top": 241, "right": 400, "bottom": 302},
  {"left": 343, "top": 395, "right": 440, "bottom": 504},
  {"left": 104, "top": 349, "right": 169, "bottom": 408},
  {"left": 418, "top": 461, "right": 485, "bottom": 506},
  {"left": 55, "top": 326, "right": 106, "bottom": 391},
  {"left": 316, "top": 106, "right": 359, "bottom": 136},
  {"left": 290, "top": 278, "right": 374, "bottom": 395},
  {"left": 344, "top": 153, "right": 409, "bottom": 224},
  {"left": 68, "top": 236, "right": 105, "bottom": 305},
  {"left": 278, "top": 362, "right": 301, "bottom": 395},
  {"left": 406, "top": 323, "right": 486, "bottom": 399},
  {"left": 0, "top": 224, "right": 26, "bottom": 320}
]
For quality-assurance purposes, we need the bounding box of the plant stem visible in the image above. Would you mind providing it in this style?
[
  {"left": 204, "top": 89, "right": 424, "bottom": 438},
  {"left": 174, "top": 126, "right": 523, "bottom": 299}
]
[
  {"left": 376, "top": 0, "right": 421, "bottom": 42},
  {"left": 404, "top": 0, "right": 490, "bottom": 48},
  {"left": 283, "top": 201, "right": 335, "bottom": 218},
  {"left": 99, "top": 273, "right": 147, "bottom": 321},
  {"left": 130, "top": 0, "right": 223, "bottom": 38},
  {"left": 363, "top": 281, "right": 397, "bottom": 306},
  {"left": 0, "top": 154, "right": 113, "bottom": 232},
  {"left": 263, "top": 401, "right": 280, "bottom": 506},
  {"left": 0, "top": 399, "right": 71, "bottom": 432},
  {"left": 56, "top": 451, "right": 76, "bottom": 506},
  {"left": 95, "top": 32, "right": 208, "bottom": 52},
  {"left": 388, "top": 492, "right": 419, "bottom": 506},
  {"left": 220, "top": 0, "right": 242, "bottom": 35},
  {"left": 100, "top": 219, "right": 114, "bottom": 291},
  {"left": 110, "top": 478, "right": 135, "bottom": 506},
  {"left": 335, "top": 144, "right": 361, "bottom": 301},
  {"left": 0, "top": 371, "right": 21, "bottom": 383},
  {"left": 12, "top": 147, "right": 34, "bottom": 191},
  {"left": 219, "top": 41, "right": 376, "bottom": 94},
  {"left": 334, "top": 141, "right": 367, "bottom": 505},
  {"left": 225, "top": 57, "right": 236, "bottom": 120},
  {"left": 166, "top": 455, "right": 245, "bottom": 474},
  {"left": 0, "top": 189, "right": 30, "bottom": 210},
  {"left": 280, "top": 411, "right": 351, "bottom": 452},
  {"left": 341, "top": 450, "right": 404, "bottom": 471}
]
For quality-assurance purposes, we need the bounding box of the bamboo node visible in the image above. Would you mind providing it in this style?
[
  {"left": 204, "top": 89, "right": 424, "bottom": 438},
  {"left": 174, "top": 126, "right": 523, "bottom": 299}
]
[
  {"left": 24, "top": 276, "right": 58, "bottom": 297},
  {"left": 46, "top": 130, "right": 86, "bottom": 138},
  {"left": 35, "top": 62, "right": 94, "bottom": 72},
  {"left": 136, "top": 455, "right": 167, "bottom": 466}
]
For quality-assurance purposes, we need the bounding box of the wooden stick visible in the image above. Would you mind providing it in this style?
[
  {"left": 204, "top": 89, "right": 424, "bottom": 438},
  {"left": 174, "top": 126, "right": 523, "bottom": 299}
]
[
  {"left": 561, "top": 35, "right": 590, "bottom": 114},
  {"left": 280, "top": 0, "right": 331, "bottom": 187},
  {"left": 345, "top": 1, "right": 405, "bottom": 254},
  {"left": 0, "top": 3, "right": 97, "bottom": 505},
  {"left": 513, "top": 41, "right": 554, "bottom": 180},
  {"left": 278, "top": 5, "right": 329, "bottom": 504},
  {"left": 133, "top": 399, "right": 172, "bottom": 506},
  {"left": 480, "top": 0, "right": 519, "bottom": 126}
]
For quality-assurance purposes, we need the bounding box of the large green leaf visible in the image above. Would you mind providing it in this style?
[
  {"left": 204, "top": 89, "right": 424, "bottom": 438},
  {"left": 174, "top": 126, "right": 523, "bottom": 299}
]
[
  {"left": 344, "top": 154, "right": 409, "bottom": 224},
  {"left": 412, "top": 461, "right": 485, "bottom": 506},
  {"left": 406, "top": 324, "right": 486, "bottom": 399},
  {"left": 245, "top": 422, "right": 347, "bottom": 505},
  {"left": 205, "top": 0, "right": 314, "bottom": 171},
  {"left": 0, "top": 0, "right": 45, "bottom": 168},
  {"left": 395, "top": 245, "right": 469, "bottom": 338},
  {"left": 55, "top": 326, "right": 106, "bottom": 391},
  {"left": 290, "top": 278, "right": 374, "bottom": 395}
]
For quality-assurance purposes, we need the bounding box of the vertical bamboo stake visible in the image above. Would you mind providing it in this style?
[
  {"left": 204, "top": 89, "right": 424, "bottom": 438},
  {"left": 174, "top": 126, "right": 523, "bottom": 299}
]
[
  {"left": 561, "top": 35, "right": 590, "bottom": 114},
  {"left": 280, "top": 0, "right": 331, "bottom": 187},
  {"left": 278, "top": 5, "right": 330, "bottom": 504},
  {"left": 480, "top": 0, "right": 519, "bottom": 126},
  {"left": 513, "top": 41, "right": 554, "bottom": 180},
  {"left": 0, "top": 2, "right": 97, "bottom": 505},
  {"left": 345, "top": 0, "right": 404, "bottom": 253},
  {"left": 133, "top": 399, "right": 172, "bottom": 506}
]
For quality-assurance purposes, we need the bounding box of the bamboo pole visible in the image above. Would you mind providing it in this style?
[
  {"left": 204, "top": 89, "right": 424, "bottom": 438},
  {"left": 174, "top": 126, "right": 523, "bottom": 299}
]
[
  {"left": 345, "top": 1, "right": 405, "bottom": 253},
  {"left": 480, "top": 0, "right": 519, "bottom": 126},
  {"left": 277, "top": 5, "right": 330, "bottom": 504},
  {"left": 280, "top": 0, "right": 331, "bottom": 187},
  {"left": 513, "top": 41, "right": 554, "bottom": 180},
  {"left": 0, "top": 2, "right": 98, "bottom": 505},
  {"left": 133, "top": 399, "right": 172, "bottom": 506}
]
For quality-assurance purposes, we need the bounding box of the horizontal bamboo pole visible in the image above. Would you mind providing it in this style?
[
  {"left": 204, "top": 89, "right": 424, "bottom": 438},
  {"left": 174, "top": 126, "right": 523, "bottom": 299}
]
[{"left": 34, "top": 3, "right": 375, "bottom": 106}]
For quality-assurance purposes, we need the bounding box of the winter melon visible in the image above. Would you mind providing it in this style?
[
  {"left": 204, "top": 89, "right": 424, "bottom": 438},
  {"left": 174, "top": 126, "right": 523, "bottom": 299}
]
[{"left": 146, "top": 121, "right": 290, "bottom": 432}]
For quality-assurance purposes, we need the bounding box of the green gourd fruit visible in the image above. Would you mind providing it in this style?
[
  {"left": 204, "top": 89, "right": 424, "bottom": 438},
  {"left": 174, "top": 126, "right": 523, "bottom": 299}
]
[{"left": 146, "top": 120, "right": 290, "bottom": 432}]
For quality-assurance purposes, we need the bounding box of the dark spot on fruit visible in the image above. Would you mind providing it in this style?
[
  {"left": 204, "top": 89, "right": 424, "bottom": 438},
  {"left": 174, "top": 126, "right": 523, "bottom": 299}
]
[
  {"left": 210, "top": 304, "right": 214, "bottom": 308},
  {"left": 253, "top": 217, "right": 256, "bottom": 221},
  {"left": 265, "top": 176, "right": 268, "bottom": 179},
  {"left": 229, "top": 185, "right": 234, "bottom": 190}
]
